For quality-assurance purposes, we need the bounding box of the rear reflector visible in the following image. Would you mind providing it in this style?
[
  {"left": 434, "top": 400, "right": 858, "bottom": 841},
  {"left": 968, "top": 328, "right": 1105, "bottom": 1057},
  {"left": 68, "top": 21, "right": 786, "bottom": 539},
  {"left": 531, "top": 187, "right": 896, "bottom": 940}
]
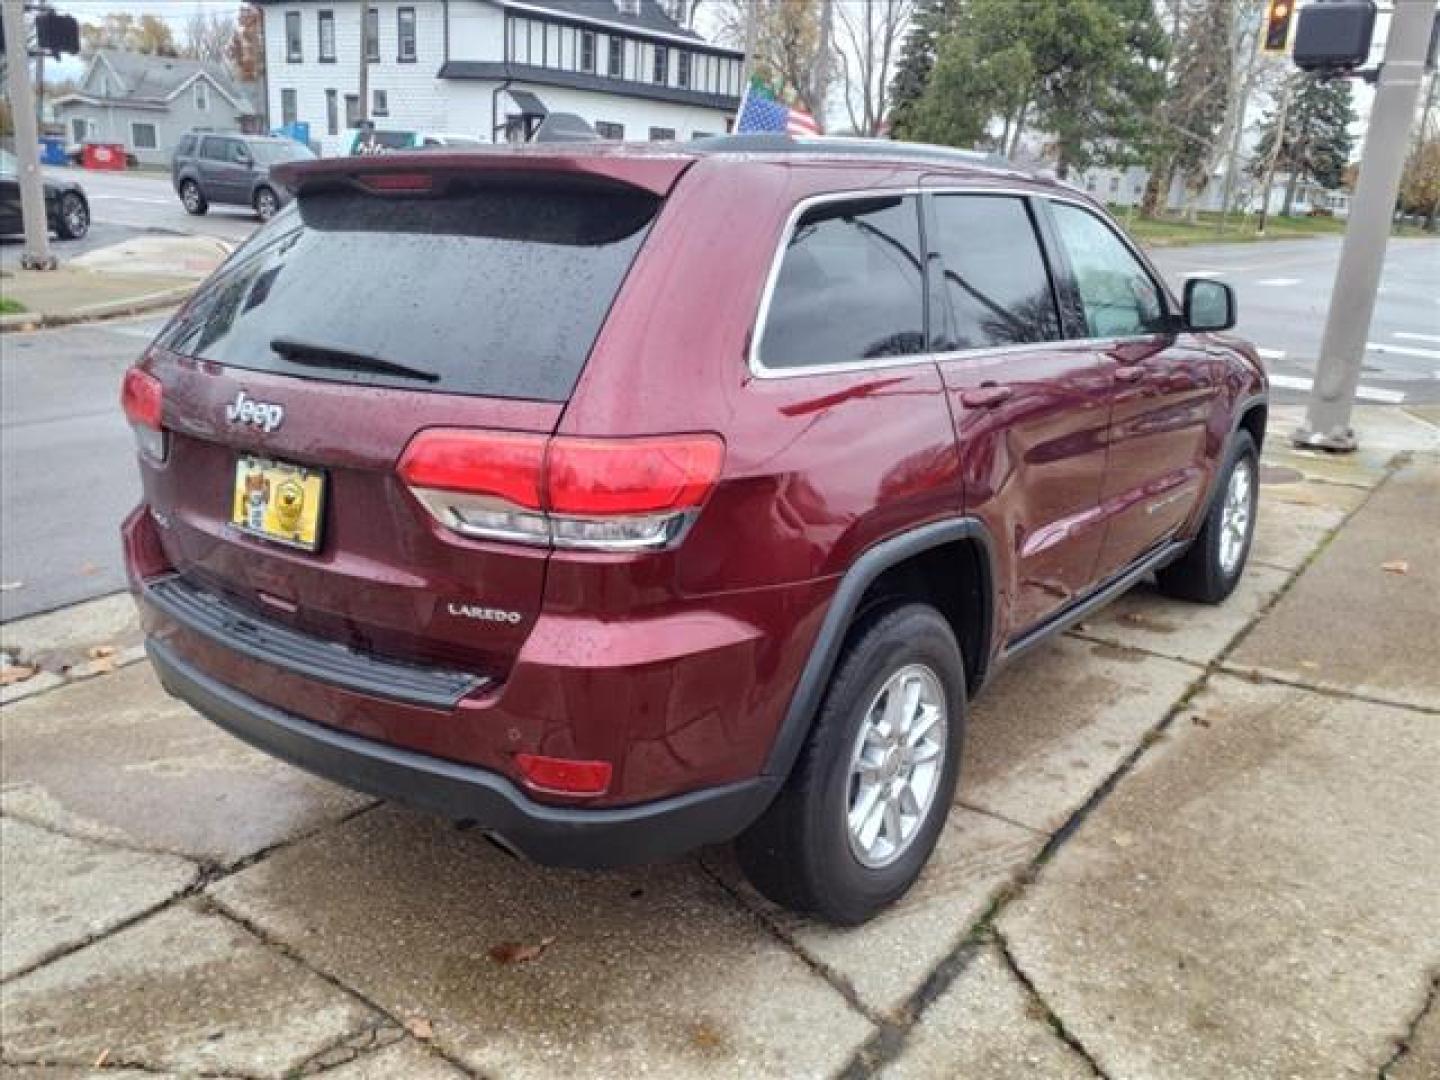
[
  {"left": 515, "top": 753, "right": 613, "bottom": 797},
  {"left": 397, "top": 429, "right": 724, "bottom": 552},
  {"left": 121, "top": 367, "right": 167, "bottom": 463}
]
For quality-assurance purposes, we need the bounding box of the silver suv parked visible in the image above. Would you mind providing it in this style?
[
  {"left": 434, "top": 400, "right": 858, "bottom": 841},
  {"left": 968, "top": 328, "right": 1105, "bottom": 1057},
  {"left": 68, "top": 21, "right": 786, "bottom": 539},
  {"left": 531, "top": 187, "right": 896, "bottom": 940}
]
[{"left": 172, "top": 132, "right": 316, "bottom": 221}]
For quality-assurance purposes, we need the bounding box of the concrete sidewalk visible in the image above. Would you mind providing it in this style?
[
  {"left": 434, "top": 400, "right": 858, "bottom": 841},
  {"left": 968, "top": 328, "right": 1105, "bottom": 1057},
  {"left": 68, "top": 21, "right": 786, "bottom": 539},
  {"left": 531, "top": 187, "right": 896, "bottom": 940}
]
[
  {"left": 0, "top": 235, "right": 228, "bottom": 331},
  {"left": 1, "top": 406, "right": 1437, "bottom": 1079}
]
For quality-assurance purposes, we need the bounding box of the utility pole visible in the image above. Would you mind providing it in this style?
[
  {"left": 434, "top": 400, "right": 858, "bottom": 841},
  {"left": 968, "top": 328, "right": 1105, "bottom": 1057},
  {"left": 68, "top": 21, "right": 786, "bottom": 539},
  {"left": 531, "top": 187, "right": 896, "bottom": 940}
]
[
  {"left": 1255, "top": 75, "right": 1292, "bottom": 236},
  {"left": 2, "top": 0, "right": 56, "bottom": 271},
  {"left": 1293, "top": 0, "right": 1439, "bottom": 451},
  {"left": 357, "top": 2, "right": 370, "bottom": 129}
]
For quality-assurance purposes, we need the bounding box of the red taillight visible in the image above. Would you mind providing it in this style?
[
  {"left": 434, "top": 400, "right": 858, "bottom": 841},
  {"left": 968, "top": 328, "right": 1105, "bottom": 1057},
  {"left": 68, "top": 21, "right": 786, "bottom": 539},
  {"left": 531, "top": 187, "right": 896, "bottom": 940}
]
[
  {"left": 121, "top": 367, "right": 167, "bottom": 463},
  {"left": 515, "top": 753, "right": 613, "bottom": 797},
  {"left": 121, "top": 367, "right": 163, "bottom": 430},
  {"left": 397, "top": 430, "right": 546, "bottom": 508},
  {"left": 547, "top": 435, "right": 725, "bottom": 516},
  {"left": 397, "top": 429, "right": 724, "bottom": 552}
]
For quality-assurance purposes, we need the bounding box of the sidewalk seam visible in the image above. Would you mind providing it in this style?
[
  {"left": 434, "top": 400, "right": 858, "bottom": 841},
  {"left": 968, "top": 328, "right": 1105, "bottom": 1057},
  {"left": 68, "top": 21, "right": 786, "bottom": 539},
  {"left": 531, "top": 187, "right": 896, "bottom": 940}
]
[
  {"left": 1379, "top": 970, "right": 1439, "bottom": 1078},
  {"left": 994, "top": 929, "right": 1110, "bottom": 1079}
]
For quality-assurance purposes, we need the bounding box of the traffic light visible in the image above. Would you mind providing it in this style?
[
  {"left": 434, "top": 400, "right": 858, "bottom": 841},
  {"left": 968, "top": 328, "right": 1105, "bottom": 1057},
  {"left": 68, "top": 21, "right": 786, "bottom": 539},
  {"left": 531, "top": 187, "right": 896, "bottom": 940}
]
[
  {"left": 1263, "top": 0, "right": 1296, "bottom": 54},
  {"left": 35, "top": 11, "right": 81, "bottom": 58}
]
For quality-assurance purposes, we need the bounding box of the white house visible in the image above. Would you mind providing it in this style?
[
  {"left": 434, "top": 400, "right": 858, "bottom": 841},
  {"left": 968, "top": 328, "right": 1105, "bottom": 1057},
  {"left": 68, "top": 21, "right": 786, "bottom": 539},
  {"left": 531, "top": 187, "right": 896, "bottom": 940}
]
[{"left": 257, "top": 0, "right": 745, "bottom": 156}]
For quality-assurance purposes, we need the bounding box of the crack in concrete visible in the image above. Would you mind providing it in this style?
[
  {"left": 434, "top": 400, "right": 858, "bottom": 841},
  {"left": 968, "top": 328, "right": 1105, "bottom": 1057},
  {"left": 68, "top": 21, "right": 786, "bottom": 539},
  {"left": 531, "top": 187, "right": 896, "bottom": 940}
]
[
  {"left": 291, "top": 1017, "right": 405, "bottom": 1075},
  {"left": 1379, "top": 970, "right": 1440, "bottom": 1079},
  {"left": 952, "top": 800, "right": 1052, "bottom": 837},
  {"left": 0, "top": 805, "right": 206, "bottom": 865},
  {"left": 994, "top": 929, "right": 1110, "bottom": 1079},
  {"left": 0, "top": 1051, "right": 266, "bottom": 1078}
]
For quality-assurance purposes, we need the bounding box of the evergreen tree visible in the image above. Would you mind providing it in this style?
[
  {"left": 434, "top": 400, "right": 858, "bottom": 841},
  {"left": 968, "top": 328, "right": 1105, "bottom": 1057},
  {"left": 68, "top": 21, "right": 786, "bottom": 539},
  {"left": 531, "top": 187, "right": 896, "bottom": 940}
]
[
  {"left": 888, "top": 0, "right": 964, "bottom": 139},
  {"left": 1254, "top": 76, "right": 1357, "bottom": 215}
]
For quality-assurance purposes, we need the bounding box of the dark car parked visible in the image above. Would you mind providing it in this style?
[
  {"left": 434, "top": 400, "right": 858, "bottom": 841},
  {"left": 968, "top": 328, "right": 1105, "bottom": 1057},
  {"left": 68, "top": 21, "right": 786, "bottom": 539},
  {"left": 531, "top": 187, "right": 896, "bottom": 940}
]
[
  {"left": 171, "top": 132, "right": 315, "bottom": 222},
  {"left": 122, "top": 136, "right": 1266, "bottom": 925},
  {"left": 0, "top": 149, "right": 90, "bottom": 240}
]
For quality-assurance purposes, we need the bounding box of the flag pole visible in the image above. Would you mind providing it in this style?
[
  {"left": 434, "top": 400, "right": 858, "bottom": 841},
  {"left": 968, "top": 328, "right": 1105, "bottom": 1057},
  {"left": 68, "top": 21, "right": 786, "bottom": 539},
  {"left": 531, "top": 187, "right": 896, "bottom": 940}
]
[{"left": 735, "top": 0, "right": 758, "bottom": 129}]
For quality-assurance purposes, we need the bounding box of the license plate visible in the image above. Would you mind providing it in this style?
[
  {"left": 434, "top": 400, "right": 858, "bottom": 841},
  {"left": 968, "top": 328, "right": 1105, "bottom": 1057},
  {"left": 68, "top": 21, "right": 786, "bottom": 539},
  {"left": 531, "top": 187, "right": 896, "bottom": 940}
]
[{"left": 231, "top": 455, "right": 326, "bottom": 551}]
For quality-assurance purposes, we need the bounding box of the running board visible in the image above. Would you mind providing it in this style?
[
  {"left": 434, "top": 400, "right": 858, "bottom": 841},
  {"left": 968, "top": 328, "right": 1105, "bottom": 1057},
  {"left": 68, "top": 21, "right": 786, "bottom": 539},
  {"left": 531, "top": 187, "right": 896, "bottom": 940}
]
[{"left": 1000, "top": 538, "right": 1188, "bottom": 666}]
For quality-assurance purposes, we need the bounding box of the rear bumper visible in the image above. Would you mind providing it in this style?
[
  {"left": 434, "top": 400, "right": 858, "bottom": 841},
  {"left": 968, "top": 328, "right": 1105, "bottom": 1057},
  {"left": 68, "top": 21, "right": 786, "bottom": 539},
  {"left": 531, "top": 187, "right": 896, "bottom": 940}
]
[{"left": 147, "top": 637, "right": 779, "bottom": 868}]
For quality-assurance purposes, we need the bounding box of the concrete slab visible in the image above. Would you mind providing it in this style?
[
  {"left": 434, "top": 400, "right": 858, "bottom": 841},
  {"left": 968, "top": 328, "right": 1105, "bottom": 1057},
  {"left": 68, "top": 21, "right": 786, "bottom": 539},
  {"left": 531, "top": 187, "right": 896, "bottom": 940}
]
[
  {"left": 965, "top": 636, "right": 1199, "bottom": 834},
  {"left": 0, "top": 592, "right": 140, "bottom": 668},
  {"left": 0, "top": 1069, "right": 170, "bottom": 1079},
  {"left": 1388, "top": 994, "right": 1440, "bottom": 1080},
  {"left": 1, "top": 900, "right": 377, "bottom": 1078},
  {"left": 705, "top": 808, "right": 1043, "bottom": 1018},
  {"left": 879, "top": 943, "right": 1094, "bottom": 1080},
  {"left": 0, "top": 662, "right": 371, "bottom": 865},
  {"left": 999, "top": 675, "right": 1440, "bottom": 1080},
  {"left": 1230, "top": 460, "right": 1440, "bottom": 710},
  {"left": 210, "top": 806, "right": 872, "bottom": 1079},
  {"left": 0, "top": 818, "right": 195, "bottom": 980},
  {"left": 1247, "top": 493, "right": 1345, "bottom": 571},
  {"left": 1073, "top": 562, "right": 1290, "bottom": 667}
]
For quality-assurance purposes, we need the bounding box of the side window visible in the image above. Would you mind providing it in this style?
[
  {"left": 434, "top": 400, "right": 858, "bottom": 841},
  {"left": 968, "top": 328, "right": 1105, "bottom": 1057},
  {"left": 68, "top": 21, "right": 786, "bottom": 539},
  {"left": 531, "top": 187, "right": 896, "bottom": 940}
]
[
  {"left": 759, "top": 196, "right": 926, "bottom": 369},
  {"left": 930, "top": 195, "right": 1060, "bottom": 351},
  {"left": 1050, "top": 202, "right": 1167, "bottom": 339},
  {"left": 176, "top": 133, "right": 195, "bottom": 157},
  {"left": 200, "top": 136, "right": 226, "bottom": 161}
]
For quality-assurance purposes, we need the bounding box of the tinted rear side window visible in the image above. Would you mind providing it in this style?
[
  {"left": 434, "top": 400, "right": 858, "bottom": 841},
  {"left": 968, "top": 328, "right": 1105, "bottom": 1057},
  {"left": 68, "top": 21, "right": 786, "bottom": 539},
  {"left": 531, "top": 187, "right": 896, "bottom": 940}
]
[
  {"left": 156, "top": 183, "right": 660, "bottom": 401},
  {"left": 759, "top": 195, "right": 925, "bottom": 369},
  {"left": 930, "top": 195, "right": 1060, "bottom": 351}
]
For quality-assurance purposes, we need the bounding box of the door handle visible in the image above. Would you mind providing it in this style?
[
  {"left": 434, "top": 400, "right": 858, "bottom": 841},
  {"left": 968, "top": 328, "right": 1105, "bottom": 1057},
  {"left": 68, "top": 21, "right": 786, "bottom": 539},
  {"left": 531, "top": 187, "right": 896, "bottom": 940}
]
[
  {"left": 1115, "top": 365, "right": 1146, "bottom": 383},
  {"left": 960, "top": 385, "right": 1014, "bottom": 409}
]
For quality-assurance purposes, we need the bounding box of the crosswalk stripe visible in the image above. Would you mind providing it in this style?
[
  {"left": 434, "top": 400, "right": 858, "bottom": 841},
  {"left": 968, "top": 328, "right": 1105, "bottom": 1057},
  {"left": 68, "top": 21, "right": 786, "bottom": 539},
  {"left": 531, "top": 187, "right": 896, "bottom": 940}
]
[
  {"left": 1393, "top": 332, "right": 1440, "bottom": 345},
  {"left": 1367, "top": 342, "right": 1440, "bottom": 361},
  {"left": 1267, "top": 374, "right": 1406, "bottom": 404},
  {"left": 1257, "top": 347, "right": 1286, "bottom": 360}
]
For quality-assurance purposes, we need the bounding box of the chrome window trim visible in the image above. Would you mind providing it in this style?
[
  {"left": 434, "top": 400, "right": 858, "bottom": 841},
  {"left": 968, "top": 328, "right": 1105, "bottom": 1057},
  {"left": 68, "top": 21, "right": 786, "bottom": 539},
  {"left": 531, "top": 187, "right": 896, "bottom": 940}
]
[{"left": 746, "top": 185, "right": 1176, "bottom": 381}]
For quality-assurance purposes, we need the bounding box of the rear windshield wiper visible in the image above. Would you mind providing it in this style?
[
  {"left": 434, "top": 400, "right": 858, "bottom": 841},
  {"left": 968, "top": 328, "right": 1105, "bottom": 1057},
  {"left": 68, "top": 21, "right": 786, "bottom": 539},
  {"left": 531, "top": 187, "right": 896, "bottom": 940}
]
[{"left": 270, "top": 337, "right": 440, "bottom": 383}]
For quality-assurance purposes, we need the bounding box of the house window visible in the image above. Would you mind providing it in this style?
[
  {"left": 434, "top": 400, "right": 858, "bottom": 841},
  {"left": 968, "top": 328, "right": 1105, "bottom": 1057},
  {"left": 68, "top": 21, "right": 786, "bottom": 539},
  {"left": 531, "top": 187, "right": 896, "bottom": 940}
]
[
  {"left": 71, "top": 117, "right": 91, "bottom": 143},
  {"left": 366, "top": 7, "right": 380, "bottom": 62},
  {"left": 397, "top": 7, "right": 416, "bottom": 62},
  {"left": 373, "top": 89, "right": 388, "bottom": 115},
  {"left": 281, "top": 87, "right": 298, "bottom": 126},
  {"left": 676, "top": 51, "right": 690, "bottom": 88},
  {"left": 194, "top": 80, "right": 209, "bottom": 111},
  {"left": 616, "top": 0, "right": 640, "bottom": 14},
  {"left": 595, "top": 121, "right": 624, "bottom": 140},
  {"left": 607, "top": 36, "right": 623, "bottom": 77},
  {"left": 318, "top": 11, "right": 336, "bottom": 61},
  {"left": 131, "top": 122, "right": 158, "bottom": 150},
  {"left": 326, "top": 89, "right": 338, "bottom": 135},
  {"left": 648, "top": 127, "right": 675, "bottom": 142},
  {"left": 285, "top": 11, "right": 302, "bottom": 61},
  {"left": 653, "top": 45, "right": 668, "bottom": 84},
  {"left": 1109, "top": 176, "right": 1121, "bottom": 196},
  {"left": 580, "top": 30, "right": 595, "bottom": 73},
  {"left": 345, "top": 93, "right": 360, "bottom": 128}
]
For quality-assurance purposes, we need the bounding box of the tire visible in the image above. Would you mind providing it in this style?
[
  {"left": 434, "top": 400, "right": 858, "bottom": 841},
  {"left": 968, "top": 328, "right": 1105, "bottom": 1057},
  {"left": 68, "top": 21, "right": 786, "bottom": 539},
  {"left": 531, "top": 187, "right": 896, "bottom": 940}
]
[
  {"left": 254, "top": 186, "right": 279, "bottom": 222},
  {"left": 180, "top": 180, "right": 208, "bottom": 216},
  {"left": 1156, "top": 430, "right": 1259, "bottom": 604},
  {"left": 736, "top": 603, "right": 966, "bottom": 925},
  {"left": 55, "top": 192, "right": 89, "bottom": 240}
]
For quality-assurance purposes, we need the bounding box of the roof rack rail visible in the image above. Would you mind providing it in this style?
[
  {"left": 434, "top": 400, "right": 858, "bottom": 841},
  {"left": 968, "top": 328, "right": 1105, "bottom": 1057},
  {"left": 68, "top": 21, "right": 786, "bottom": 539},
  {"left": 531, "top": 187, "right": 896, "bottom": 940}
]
[{"left": 687, "top": 133, "right": 1030, "bottom": 175}]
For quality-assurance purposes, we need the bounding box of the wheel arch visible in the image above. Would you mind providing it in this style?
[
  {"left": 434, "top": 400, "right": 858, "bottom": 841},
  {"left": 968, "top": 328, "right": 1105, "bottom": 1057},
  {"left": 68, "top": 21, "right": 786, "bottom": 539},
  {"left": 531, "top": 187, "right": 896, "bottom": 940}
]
[{"left": 761, "top": 517, "right": 997, "bottom": 783}]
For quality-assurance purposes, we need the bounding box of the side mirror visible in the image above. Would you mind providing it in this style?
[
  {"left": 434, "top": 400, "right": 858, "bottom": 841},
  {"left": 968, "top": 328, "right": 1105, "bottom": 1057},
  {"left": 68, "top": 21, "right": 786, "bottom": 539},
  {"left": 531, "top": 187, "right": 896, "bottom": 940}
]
[{"left": 1183, "top": 278, "right": 1236, "bottom": 332}]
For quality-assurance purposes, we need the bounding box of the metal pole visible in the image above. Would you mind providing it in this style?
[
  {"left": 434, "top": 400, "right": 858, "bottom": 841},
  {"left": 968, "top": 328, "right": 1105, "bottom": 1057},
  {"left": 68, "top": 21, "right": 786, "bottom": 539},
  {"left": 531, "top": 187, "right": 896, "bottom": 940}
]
[
  {"left": 358, "top": 3, "right": 370, "bottom": 127},
  {"left": 1293, "top": 0, "right": 1439, "bottom": 452},
  {"left": 2, "top": 0, "right": 55, "bottom": 271}
]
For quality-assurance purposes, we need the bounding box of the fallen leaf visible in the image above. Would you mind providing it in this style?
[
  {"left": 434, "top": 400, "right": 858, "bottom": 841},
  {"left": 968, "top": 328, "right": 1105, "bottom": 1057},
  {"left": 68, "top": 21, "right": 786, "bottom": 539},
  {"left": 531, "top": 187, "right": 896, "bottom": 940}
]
[
  {"left": 87, "top": 644, "right": 118, "bottom": 660},
  {"left": 0, "top": 664, "right": 38, "bottom": 687},
  {"left": 0, "top": 580, "right": 22, "bottom": 592},
  {"left": 404, "top": 1016, "right": 434, "bottom": 1041},
  {"left": 489, "top": 935, "right": 556, "bottom": 965},
  {"left": 88, "top": 656, "right": 116, "bottom": 674},
  {"left": 94, "top": 1049, "right": 110, "bottom": 1068},
  {"left": 1381, "top": 560, "right": 1409, "bottom": 575}
]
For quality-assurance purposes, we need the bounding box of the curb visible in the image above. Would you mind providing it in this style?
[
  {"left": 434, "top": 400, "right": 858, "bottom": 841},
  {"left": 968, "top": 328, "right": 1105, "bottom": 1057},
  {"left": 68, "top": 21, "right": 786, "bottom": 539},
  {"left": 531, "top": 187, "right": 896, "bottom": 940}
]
[{"left": 0, "top": 283, "right": 196, "bottom": 334}]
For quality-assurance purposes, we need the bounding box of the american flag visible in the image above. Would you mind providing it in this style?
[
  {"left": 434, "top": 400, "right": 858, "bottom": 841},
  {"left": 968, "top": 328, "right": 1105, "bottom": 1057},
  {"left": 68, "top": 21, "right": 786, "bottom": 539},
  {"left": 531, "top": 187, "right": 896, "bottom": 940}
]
[{"left": 736, "top": 78, "right": 821, "bottom": 136}]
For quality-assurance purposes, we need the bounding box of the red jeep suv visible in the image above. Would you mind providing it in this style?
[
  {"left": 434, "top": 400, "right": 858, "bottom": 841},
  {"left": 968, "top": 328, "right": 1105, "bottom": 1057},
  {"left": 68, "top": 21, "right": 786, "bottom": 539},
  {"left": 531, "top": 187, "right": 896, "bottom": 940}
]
[{"left": 122, "top": 136, "right": 1265, "bottom": 924}]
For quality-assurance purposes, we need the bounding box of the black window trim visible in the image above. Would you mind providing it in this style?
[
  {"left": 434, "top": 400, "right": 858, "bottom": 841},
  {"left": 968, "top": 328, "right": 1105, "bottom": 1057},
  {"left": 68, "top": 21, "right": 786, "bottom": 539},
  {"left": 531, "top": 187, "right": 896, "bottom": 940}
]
[
  {"left": 397, "top": 5, "right": 417, "bottom": 62},
  {"left": 748, "top": 186, "right": 1182, "bottom": 380},
  {"left": 285, "top": 10, "right": 303, "bottom": 63},
  {"left": 318, "top": 9, "right": 336, "bottom": 63}
]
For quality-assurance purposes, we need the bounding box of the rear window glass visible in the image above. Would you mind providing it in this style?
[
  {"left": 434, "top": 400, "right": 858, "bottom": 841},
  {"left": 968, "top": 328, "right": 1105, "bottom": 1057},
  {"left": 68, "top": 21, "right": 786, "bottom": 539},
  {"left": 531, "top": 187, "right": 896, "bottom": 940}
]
[
  {"left": 758, "top": 195, "right": 925, "bottom": 369},
  {"left": 155, "top": 182, "right": 660, "bottom": 401}
]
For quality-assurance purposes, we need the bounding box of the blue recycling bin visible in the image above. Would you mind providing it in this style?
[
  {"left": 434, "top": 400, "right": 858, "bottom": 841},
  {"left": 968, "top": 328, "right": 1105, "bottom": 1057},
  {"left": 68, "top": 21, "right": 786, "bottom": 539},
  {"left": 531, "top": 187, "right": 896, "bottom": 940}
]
[
  {"left": 38, "top": 137, "right": 67, "bottom": 166},
  {"left": 272, "top": 121, "right": 311, "bottom": 147}
]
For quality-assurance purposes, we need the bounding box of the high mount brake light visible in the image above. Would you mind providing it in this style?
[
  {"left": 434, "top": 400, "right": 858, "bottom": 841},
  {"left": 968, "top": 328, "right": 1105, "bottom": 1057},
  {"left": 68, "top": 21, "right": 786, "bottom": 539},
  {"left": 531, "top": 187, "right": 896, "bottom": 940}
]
[
  {"left": 356, "top": 172, "right": 435, "bottom": 193},
  {"left": 397, "top": 429, "right": 724, "bottom": 552},
  {"left": 121, "top": 367, "right": 167, "bottom": 463}
]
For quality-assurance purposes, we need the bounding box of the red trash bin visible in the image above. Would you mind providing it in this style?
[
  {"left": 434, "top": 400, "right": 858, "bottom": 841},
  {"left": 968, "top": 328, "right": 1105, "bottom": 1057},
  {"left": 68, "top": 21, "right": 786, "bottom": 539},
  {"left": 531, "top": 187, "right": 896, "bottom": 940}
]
[{"left": 82, "top": 143, "right": 127, "bottom": 171}]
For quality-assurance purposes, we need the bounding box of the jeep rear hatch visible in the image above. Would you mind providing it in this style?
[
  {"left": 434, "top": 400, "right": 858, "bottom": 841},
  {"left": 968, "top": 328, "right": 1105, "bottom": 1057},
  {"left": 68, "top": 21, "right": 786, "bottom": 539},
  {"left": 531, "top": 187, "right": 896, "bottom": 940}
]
[{"left": 133, "top": 156, "right": 688, "bottom": 692}]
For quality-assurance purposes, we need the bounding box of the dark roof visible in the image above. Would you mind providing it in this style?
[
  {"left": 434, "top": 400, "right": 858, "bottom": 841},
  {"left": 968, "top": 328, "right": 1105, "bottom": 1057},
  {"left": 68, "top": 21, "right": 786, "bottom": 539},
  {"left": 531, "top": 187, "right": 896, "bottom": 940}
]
[
  {"left": 440, "top": 61, "right": 740, "bottom": 110},
  {"left": 503, "top": 0, "right": 707, "bottom": 44}
]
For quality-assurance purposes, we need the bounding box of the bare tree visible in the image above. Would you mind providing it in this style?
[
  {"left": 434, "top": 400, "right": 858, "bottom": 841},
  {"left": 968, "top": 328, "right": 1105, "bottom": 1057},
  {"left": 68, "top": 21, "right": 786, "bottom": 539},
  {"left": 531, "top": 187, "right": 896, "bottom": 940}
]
[
  {"left": 182, "top": 10, "right": 237, "bottom": 67},
  {"left": 715, "top": 0, "right": 833, "bottom": 121},
  {"left": 833, "top": 0, "right": 916, "bottom": 137}
]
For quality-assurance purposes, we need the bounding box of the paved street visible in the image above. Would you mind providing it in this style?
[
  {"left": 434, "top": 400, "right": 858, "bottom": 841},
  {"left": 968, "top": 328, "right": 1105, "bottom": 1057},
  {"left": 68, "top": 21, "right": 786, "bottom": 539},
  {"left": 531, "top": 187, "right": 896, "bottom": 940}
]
[{"left": 2, "top": 404, "right": 1436, "bottom": 1079}]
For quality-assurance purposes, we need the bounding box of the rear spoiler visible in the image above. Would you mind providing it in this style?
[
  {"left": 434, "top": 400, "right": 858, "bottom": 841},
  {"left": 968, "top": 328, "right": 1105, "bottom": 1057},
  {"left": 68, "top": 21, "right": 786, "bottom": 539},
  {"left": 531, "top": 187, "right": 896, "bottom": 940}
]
[{"left": 273, "top": 148, "right": 696, "bottom": 199}]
